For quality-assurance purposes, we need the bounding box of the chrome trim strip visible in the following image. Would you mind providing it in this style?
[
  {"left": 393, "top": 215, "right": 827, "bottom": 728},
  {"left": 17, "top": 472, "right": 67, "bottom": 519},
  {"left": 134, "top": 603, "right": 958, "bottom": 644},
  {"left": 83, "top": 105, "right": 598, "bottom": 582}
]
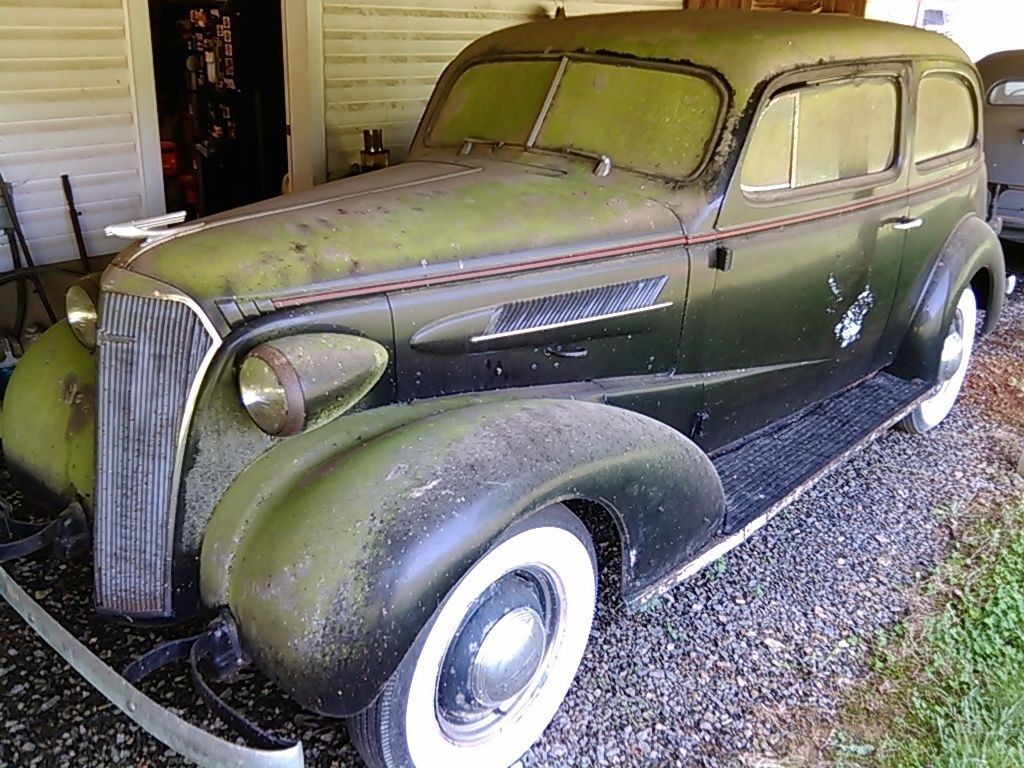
[
  {"left": 0, "top": 566, "right": 305, "bottom": 768},
  {"left": 628, "top": 385, "right": 932, "bottom": 609},
  {"left": 470, "top": 301, "right": 673, "bottom": 344}
]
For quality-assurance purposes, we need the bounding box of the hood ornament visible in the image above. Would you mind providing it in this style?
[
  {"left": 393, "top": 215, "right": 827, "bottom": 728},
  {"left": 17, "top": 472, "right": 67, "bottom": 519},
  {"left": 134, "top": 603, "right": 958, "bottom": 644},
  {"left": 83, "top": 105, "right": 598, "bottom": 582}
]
[{"left": 104, "top": 211, "right": 205, "bottom": 243}]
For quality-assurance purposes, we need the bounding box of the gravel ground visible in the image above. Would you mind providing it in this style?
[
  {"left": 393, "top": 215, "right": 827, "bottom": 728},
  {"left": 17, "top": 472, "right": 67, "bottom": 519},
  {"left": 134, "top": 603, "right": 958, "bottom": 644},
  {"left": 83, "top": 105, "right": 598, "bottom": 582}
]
[{"left": 2, "top": 285, "right": 1022, "bottom": 768}]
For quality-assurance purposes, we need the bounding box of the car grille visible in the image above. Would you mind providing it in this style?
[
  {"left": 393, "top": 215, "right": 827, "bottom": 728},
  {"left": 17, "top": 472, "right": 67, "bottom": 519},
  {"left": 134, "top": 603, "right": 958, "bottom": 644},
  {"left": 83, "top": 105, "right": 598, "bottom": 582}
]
[{"left": 94, "top": 293, "right": 215, "bottom": 616}]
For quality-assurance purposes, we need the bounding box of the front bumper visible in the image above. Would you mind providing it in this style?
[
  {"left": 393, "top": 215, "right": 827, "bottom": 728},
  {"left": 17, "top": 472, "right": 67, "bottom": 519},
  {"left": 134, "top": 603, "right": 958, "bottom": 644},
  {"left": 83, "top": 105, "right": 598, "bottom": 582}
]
[{"left": 0, "top": 564, "right": 305, "bottom": 768}]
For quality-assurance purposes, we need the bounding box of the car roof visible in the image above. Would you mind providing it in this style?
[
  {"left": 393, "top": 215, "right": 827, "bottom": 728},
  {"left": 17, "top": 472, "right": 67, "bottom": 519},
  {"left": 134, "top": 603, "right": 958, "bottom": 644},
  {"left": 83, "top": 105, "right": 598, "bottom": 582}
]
[
  {"left": 977, "top": 49, "right": 1024, "bottom": 86},
  {"left": 457, "top": 10, "right": 968, "bottom": 106}
]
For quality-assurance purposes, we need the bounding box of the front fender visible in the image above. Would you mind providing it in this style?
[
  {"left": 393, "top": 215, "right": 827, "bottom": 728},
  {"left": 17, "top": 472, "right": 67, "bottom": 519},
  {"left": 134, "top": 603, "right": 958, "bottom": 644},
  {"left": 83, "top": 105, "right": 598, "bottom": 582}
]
[
  {"left": 1, "top": 321, "right": 95, "bottom": 510},
  {"left": 203, "top": 398, "right": 723, "bottom": 716},
  {"left": 889, "top": 214, "right": 1005, "bottom": 382}
]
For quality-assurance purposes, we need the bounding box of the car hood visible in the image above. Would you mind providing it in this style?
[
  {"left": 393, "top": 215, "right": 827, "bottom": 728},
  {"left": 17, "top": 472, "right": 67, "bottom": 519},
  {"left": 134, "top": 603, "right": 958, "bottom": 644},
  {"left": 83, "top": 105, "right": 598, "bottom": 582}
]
[{"left": 111, "top": 160, "right": 684, "bottom": 312}]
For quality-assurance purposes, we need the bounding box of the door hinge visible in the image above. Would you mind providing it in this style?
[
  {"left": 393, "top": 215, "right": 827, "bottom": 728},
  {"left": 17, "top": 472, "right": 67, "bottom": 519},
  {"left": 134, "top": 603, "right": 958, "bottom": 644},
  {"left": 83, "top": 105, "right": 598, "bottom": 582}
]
[{"left": 712, "top": 245, "right": 733, "bottom": 272}]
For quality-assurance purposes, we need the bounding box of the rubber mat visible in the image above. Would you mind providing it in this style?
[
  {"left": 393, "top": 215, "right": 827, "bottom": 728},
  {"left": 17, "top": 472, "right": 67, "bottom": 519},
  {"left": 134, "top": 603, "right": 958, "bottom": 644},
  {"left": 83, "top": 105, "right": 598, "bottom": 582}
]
[{"left": 712, "top": 372, "right": 933, "bottom": 533}]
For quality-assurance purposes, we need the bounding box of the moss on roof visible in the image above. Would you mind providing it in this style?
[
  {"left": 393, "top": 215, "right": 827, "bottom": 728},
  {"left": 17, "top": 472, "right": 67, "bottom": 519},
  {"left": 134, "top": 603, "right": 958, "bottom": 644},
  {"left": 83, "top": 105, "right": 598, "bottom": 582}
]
[{"left": 458, "top": 10, "right": 968, "bottom": 106}]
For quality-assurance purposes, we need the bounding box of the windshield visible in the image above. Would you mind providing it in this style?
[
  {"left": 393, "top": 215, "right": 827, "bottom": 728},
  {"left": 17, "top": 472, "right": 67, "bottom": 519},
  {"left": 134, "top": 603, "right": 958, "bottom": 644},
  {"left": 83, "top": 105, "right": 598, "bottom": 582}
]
[{"left": 428, "top": 57, "right": 723, "bottom": 179}]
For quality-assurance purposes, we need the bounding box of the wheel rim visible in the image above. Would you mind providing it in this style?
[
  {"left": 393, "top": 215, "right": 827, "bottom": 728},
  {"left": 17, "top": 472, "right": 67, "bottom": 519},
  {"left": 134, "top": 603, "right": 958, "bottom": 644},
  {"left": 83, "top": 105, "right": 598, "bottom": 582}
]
[
  {"left": 917, "top": 289, "right": 976, "bottom": 427},
  {"left": 436, "top": 567, "right": 563, "bottom": 743},
  {"left": 404, "top": 523, "right": 595, "bottom": 768}
]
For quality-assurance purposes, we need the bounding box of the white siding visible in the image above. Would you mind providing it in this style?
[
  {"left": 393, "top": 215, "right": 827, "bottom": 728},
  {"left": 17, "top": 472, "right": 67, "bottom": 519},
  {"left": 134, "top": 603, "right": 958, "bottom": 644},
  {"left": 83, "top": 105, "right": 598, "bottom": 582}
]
[
  {"left": 320, "top": 0, "right": 682, "bottom": 178},
  {"left": 0, "top": 0, "right": 149, "bottom": 268}
]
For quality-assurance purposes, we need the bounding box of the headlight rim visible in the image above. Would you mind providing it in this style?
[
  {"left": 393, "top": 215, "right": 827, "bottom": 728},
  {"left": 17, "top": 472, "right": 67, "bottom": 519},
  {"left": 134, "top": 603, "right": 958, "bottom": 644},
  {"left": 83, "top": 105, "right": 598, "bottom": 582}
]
[
  {"left": 239, "top": 346, "right": 306, "bottom": 436},
  {"left": 65, "top": 283, "right": 98, "bottom": 350}
]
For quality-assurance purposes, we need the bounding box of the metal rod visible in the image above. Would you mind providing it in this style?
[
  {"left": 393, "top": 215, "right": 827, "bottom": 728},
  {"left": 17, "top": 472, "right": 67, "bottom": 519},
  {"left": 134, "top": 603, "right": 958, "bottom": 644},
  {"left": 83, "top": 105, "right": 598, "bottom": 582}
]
[
  {"left": 0, "top": 173, "right": 58, "bottom": 323},
  {"left": 61, "top": 174, "right": 90, "bottom": 271}
]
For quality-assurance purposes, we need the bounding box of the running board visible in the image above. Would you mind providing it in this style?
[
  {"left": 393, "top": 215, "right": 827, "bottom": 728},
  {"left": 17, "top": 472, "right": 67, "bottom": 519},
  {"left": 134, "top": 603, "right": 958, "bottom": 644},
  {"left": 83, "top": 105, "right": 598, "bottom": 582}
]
[{"left": 632, "top": 372, "right": 932, "bottom": 607}]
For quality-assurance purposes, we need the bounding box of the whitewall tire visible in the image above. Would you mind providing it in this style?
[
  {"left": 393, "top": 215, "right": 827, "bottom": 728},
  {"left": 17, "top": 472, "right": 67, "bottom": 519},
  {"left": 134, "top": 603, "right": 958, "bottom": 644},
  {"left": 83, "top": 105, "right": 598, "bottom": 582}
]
[
  {"left": 349, "top": 503, "right": 597, "bottom": 768},
  {"left": 899, "top": 286, "right": 977, "bottom": 434}
]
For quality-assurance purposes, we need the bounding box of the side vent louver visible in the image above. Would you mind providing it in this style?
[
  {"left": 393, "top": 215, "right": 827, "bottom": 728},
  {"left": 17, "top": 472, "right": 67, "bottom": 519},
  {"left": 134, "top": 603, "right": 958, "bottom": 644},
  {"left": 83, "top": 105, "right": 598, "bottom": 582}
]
[{"left": 476, "top": 275, "right": 669, "bottom": 342}]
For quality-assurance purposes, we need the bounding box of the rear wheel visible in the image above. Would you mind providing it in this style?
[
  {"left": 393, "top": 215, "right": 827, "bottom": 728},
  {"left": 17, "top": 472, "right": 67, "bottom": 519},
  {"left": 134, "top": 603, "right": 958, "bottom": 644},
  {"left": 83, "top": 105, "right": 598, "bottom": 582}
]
[
  {"left": 899, "top": 286, "right": 977, "bottom": 434},
  {"left": 349, "top": 503, "right": 597, "bottom": 768}
]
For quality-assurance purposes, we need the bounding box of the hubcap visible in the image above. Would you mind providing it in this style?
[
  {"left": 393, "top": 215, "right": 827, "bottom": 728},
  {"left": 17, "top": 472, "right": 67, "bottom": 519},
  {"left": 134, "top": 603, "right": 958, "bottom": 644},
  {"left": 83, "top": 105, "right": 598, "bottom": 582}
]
[
  {"left": 937, "top": 308, "right": 966, "bottom": 384},
  {"left": 435, "top": 569, "right": 558, "bottom": 741},
  {"left": 469, "top": 606, "right": 546, "bottom": 707}
]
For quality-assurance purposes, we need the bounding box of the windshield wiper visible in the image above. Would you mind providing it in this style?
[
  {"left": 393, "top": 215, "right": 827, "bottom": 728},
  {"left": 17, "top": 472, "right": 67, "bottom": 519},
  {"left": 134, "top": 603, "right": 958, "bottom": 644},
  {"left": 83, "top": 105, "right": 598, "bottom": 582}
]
[
  {"left": 459, "top": 137, "right": 527, "bottom": 155},
  {"left": 460, "top": 138, "right": 612, "bottom": 177}
]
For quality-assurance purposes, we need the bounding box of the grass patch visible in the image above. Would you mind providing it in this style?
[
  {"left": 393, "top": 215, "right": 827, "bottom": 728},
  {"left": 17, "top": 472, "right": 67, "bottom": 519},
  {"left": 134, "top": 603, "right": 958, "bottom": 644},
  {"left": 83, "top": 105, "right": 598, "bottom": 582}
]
[{"left": 828, "top": 500, "right": 1024, "bottom": 768}]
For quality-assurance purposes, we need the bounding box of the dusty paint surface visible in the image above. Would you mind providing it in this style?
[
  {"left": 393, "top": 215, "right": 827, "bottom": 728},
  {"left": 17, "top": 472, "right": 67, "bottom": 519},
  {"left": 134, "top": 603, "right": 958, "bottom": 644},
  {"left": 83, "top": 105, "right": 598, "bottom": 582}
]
[
  {"left": 118, "top": 162, "right": 682, "bottom": 306},
  {"left": 0, "top": 322, "right": 95, "bottom": 508},
  {"left": 437, "top": 11, "right": 965, "bottom": 114},
  {"left": 206, "top": 397, "right": 723, "bottom": 716}
]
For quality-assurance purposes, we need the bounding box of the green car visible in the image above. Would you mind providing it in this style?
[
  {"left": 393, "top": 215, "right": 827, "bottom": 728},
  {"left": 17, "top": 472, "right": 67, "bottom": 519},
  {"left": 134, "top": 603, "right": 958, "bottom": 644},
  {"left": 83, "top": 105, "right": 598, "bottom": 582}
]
[{"left": 0, "top": 10, "right": 1006, "bottom": 768}]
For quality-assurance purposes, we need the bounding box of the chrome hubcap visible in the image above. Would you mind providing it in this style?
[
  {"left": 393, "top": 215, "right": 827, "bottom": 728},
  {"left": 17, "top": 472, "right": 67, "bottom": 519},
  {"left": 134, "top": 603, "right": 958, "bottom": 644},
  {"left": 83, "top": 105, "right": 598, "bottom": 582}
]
[
  {"left": 469, "top": 606, "right": 546, "bottom": 708},
  {"left": 436, "top": 570, "right": 558, "bottom": 741},
  {"left": 937, "top": 309, "right": 966, "bottom": 384}
]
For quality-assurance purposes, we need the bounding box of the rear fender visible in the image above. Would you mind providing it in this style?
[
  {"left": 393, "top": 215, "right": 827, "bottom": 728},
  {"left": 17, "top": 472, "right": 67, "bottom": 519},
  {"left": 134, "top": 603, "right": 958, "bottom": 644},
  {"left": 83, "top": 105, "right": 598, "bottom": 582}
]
[
  {"left": 889, "top": 214, "right": 1005, "bottom": 382},
  {"left": 201, "top": 398, "right": 723, "bottom": 716}
]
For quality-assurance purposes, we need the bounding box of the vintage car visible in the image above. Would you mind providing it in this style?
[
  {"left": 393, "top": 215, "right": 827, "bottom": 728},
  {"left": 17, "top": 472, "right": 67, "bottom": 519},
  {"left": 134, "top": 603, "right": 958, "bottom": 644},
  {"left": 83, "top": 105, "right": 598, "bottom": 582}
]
[
  {"left": 979, "top": 50, "right": 1024, "bottom": 247},
  {"left": 0, "top": 10, "right": 1006, "bottom": 768}
]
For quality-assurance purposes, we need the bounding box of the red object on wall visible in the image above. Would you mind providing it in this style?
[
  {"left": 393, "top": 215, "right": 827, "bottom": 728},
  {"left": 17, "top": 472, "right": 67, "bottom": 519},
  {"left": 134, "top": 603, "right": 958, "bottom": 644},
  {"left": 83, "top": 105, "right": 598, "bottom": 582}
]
[{"left": 161, "top": 141, "right": 180, "bottom": 176}]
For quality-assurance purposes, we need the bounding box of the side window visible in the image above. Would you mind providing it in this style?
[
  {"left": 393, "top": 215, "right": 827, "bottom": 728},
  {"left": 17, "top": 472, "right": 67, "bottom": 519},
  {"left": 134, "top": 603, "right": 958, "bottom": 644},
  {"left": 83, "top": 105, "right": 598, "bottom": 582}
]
[
  {"left": 914, "top": 73, "right": 977, "bottom": 164},
  {"left": 741, "top": 77, "right": 899, "bottom": 194},
  {"left": 989, "top": 80, "right": 1024, "bottom": 105}
]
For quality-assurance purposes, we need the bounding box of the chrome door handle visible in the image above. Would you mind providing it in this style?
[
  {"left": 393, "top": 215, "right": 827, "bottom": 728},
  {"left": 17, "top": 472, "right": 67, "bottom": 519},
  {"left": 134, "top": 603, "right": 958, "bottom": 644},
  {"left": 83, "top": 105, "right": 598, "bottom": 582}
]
[
  {"left": 544, "top": 345, "right": 588, "bottom": 359},
  {"left": 892, "top": 217, "right": 924, "bottom": 231}
]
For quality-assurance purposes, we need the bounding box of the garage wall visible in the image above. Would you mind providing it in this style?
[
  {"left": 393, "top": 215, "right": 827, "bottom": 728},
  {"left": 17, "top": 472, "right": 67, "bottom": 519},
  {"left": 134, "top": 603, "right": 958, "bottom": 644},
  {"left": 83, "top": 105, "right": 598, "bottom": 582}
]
[
  {"left": 320, "top": 0, "right": 682, "bottom": 178},
  {"left": 0, "top": 0, "right": 161, "bottom": 269}
]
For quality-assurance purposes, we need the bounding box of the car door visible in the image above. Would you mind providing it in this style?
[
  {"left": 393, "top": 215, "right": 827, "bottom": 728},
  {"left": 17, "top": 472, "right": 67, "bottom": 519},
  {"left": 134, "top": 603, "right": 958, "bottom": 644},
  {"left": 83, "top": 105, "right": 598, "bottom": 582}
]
[
  {"left": 691, "top": 64, "right": 912, "bottom": 451},
  {"left": 388, "top": 244, "right": 688, "bottom": 403},
  {"left": 876, "top": 63, "right": 986, "bottom": 367}
]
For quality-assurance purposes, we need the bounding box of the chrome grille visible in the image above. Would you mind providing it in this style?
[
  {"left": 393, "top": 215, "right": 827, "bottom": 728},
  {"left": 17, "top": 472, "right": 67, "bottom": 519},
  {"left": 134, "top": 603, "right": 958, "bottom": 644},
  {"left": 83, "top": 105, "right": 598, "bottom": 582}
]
[{"left": 95, "top": 293, "right": 215, "bottom": 616}]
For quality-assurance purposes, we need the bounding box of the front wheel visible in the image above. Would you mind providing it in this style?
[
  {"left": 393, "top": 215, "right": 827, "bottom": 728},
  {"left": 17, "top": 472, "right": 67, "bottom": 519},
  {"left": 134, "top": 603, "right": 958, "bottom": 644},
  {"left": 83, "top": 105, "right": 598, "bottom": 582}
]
[
  {"left": 899, "top": 286, "right": 977, "bottom": 434},
  {"left": 349, "top": 503, "right": 597, "bottom": 768}
]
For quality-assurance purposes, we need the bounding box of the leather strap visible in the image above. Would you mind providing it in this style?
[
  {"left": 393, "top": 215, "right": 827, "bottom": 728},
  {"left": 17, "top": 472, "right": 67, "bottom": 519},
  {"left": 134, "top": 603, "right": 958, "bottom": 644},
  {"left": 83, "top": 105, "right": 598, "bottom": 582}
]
[
  {"left": 0, "top": 499, "right": 89, "bottom": 562},
  {"left": 124, "top": 620, "right": 297, "bottom": 751}
]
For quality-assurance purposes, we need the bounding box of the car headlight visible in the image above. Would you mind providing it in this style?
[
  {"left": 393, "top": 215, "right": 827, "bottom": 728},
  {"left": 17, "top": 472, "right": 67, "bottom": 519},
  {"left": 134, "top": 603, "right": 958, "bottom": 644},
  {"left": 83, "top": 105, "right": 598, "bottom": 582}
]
[
  {"left": 238, "top": 333, "right": 389, "bottom": 436},
  {"left": 65, "top": 284, "right": 98, "bottom": 350}
]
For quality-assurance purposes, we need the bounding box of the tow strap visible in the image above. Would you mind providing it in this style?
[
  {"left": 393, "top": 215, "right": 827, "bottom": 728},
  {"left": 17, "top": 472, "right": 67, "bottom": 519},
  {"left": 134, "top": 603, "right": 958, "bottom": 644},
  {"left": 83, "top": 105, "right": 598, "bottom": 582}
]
[{"left": 123, "top": 615, "right": 297, "bottom": 751}]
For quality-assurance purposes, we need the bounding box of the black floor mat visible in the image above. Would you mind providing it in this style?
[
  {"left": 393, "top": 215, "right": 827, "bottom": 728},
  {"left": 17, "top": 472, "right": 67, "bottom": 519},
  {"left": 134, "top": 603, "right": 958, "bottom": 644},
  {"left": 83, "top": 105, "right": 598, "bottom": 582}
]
[{"left": 712, "top": 373, "right": 932, "bottom": 532}]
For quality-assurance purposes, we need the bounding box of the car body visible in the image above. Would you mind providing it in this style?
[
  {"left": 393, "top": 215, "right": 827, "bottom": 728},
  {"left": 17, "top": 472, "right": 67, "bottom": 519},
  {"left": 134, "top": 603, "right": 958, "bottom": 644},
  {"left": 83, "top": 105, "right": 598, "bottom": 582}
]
[
  {"left": 0, "top": 10, "right": 1006, "bottom": 768},
  {"left": 978, "top": 50, "right": 1024, "bottom": 244}
]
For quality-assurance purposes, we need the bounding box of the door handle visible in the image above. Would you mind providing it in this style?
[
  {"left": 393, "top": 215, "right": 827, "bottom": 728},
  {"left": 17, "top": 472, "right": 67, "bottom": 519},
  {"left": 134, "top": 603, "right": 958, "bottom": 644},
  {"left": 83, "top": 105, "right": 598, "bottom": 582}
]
[
  {"left": 891, "top": 216, "right": 924, "bottom": 231},
  {"left": 544, "top": 345, "right": 588, "bottom": 359}
]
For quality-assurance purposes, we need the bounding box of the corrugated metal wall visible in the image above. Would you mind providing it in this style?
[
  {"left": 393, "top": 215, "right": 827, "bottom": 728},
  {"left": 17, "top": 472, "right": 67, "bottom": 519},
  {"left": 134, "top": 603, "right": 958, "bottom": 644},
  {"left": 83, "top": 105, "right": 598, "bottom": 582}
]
[
  {"left": 0, "top": 0, "right": 144, "bottom": 268},
  {"left": 321, "top": 0, "right": 682, "bottom": 178}
]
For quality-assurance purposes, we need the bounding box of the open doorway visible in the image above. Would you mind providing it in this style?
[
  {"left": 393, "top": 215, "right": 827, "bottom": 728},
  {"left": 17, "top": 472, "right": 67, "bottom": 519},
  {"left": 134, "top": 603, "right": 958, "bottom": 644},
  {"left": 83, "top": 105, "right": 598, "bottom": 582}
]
[{"left": 148, "top": 0, "right": 288, "bottom": 218}]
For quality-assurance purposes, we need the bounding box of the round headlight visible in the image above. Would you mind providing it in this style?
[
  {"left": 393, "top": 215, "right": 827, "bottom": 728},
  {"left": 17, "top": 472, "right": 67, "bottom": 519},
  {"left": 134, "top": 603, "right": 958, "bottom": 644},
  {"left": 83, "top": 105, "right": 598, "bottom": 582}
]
[
  {"left": 238, "top": 350, "right": 302, "bottom": 436},
  {"left": 65, "top": 284, "right": 98, "bottom": 349},
  {"left": 238, "top": 333, "right": 389, "bottom": 437}
]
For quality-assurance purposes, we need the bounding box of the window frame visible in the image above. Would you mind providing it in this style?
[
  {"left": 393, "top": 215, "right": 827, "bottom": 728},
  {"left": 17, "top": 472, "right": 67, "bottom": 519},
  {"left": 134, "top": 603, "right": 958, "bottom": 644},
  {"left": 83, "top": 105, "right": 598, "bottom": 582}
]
[
  {"left": 420, "top": 52, "right": 730, "bottom": 183},
  {"left": 738, "top": 69, "right": 905, "bottom": 204},
  {"left": 913, "top": 68, "right": 981, "bottom": 174}
]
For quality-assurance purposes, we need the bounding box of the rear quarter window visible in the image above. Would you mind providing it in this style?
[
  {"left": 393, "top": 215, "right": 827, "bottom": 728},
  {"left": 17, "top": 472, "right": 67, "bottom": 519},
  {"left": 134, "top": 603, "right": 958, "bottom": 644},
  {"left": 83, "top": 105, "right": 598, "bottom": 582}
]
[
  {"left": 989, "top": 80, "right": 1024, "bottom": 105},
  {"left": 914, "top": 73, "right": 977, "bottom": 163}
]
